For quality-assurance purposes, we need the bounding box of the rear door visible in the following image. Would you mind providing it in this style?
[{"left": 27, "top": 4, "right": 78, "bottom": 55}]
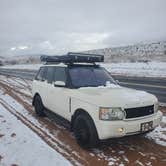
[
  {"left": 36, "top": 66, "right": 48, "bottom": 107},
  {"left": 33, "top": 67, "right": 48, "bottom": 105},
  {"left": 44, "top": 66, "right": 55, "bottom": 109}
]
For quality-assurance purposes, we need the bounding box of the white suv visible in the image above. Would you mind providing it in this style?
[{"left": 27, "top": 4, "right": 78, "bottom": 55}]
[{"left": 32, "top": 53, "right": 162, "bottom": 148}]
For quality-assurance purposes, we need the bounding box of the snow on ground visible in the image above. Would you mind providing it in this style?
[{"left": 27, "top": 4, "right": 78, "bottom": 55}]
[
  {"left": 102, "top": 62, "right": 166, "bottom": 78},
  {"left": 1, "top": 64, "right": 42, "bottom": 70},
  {"left": 146, "top": 116, "right": 166, "bottom": 146},
  {"left": 0, "top": 94, "right": 71, "bottom": 166},
  {"left": 1, "top": 62, "right": 166, "bottom": 77}
]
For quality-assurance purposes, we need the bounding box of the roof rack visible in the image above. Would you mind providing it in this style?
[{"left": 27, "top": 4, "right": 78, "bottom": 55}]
[{"left": 40, "top": 52, "right": 104, "bottom": 64}]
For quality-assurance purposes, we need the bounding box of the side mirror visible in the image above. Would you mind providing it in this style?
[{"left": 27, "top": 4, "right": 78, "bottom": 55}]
[{"left": 54, "top": 81, "right": 66, "bottom": 87}]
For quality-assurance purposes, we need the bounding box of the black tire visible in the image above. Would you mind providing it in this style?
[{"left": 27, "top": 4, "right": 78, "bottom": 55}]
[
  {"left": 34, "top": 95, "right": 46, "bottom": 117},
  {"left": 73, "top": 113, "right": 99, "bottom": 148}
]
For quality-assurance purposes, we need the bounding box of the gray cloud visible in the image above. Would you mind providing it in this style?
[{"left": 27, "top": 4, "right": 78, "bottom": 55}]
[{"left": 0, "top": 0, "right": 166, "bottom": 55}]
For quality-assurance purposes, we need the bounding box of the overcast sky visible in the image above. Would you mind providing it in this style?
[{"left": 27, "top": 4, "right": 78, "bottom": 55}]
[{"left": 0, "top": 0, "right": 166, "bottom": 55}]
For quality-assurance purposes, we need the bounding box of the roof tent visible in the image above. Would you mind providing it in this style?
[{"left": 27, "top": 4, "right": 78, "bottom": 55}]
[{"left": 40, "top": 52, "right": 104, "bottom": 64}]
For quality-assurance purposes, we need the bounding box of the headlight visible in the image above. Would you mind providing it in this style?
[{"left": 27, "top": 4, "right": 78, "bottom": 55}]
[
  {"left": 154, "top": 102, "right": 159, "bottom": 112},
  {"left": 99, "top": 107, "right": 125, "bottom": 120}
]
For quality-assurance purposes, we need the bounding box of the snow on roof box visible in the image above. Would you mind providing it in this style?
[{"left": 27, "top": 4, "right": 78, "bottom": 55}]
[{"left": 40, "top": 52, "right": 104, "bottom": 64}]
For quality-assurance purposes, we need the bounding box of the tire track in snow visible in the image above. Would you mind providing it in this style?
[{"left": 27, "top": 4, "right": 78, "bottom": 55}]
[{"left": 0, "top": 98, "right": 83, "bottom": 166}]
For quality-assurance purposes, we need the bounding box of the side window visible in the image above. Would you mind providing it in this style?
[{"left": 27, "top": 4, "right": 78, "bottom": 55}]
[
  {"left": 35, "top": 67, "right": 45, "bottom": 81},
  {"left": 42, "top": 67, "right": 47, "bottom": 81},
  {"left": 46, "top": 67, "right": 55, "bottom": 84},
  {"left": 35, "top": 67, "right": 47, "bottom": 81},
  {"left": 54, "top": 67, "right": 66, "bottom": 83}
]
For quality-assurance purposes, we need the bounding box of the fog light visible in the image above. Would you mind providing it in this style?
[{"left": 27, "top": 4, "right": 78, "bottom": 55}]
[{"left": 118, "top": 128, "right": 124, "bottom": 133}]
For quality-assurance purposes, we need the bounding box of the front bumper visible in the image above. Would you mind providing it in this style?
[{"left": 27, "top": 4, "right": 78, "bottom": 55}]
[{"left": 97, "top": 111, "right": 163, "bottom": 140}]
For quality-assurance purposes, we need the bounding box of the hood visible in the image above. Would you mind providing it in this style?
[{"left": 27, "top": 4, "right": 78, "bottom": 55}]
[{"left": 72, "top": 85, "right": 157, "bottom": 108}]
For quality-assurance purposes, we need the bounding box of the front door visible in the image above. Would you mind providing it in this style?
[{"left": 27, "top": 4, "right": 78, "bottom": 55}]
[{"left": 49, "top": 66, "right": 71, "bottom": 120}]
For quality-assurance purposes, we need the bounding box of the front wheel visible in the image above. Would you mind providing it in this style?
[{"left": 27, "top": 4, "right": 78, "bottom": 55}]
[{"left": 73, "top": 113, "right": 99, "bottom": 148}]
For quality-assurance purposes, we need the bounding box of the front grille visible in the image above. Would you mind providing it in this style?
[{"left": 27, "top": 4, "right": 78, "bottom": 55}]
[{"left": 125, "top": 105, "right": 154, "bottom": 119}]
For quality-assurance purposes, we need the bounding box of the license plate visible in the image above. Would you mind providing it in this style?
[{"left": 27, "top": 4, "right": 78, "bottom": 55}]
[{"left": 141, "top": 121, "right": 153, "bottom": 132}]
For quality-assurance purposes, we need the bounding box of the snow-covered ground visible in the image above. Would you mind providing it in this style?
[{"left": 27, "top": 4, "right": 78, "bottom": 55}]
[
  {"left": 1, "top": 62, "right": 166, "bottom": 77},
  {"left": 102, "top": 62, "right": 166, "bottom": 78},
  {"left": 1, "top": 64, "right": 42, "bottom": 70},
  {"left": 0, "top": 77, "right": 71, "bottom": 166},
  {"left": 0, "top": 105, "right": 71, "bottom": 165},
  {"left": 146, "top": 116, "right": 166, "bottom": 146}
]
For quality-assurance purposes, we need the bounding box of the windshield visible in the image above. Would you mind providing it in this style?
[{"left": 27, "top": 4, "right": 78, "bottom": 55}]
[{"left": 69, "top": 66, "right": 117, "bottom": 88}]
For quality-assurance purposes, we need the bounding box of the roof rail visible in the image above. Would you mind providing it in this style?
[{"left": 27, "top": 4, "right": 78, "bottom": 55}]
[{"left": 40, "top": 52, "right": 104, "bottom": 64}]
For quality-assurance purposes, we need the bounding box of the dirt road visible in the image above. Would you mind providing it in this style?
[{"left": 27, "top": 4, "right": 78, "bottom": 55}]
[{"left": 0, "top": 75, "right": 165, "bottom": 166}]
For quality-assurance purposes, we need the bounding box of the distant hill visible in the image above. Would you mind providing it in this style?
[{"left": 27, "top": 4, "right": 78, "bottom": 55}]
[
  {"left": 0, "top": 41, "right": 166, "bottom": 65},
  {"left": 0, "top": 54, "right": 41, "bottom": 65},
  {"left": 84, "top": 41, "right": 166, "bottom": 62}
]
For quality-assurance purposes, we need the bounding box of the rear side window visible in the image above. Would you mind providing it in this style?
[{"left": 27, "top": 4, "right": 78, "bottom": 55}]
[
  {"left": 54, "top": 67, "right": 66, "bottom": 83},
  {"left": 46, "top": 67, "right": 55, "bottom": 84},
  {"left": 35, "top": 67, "right": 47, "bottom": 81},
  {"left": 36, "top": 67, "right": 44, "bottom": 81}
]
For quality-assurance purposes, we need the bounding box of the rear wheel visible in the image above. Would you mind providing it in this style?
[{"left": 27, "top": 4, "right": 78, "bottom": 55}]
[
  {"left": 73, "top": 113, "right": 99, "bottom": 148},
  {"left": 34, "top": 95, "right": 46, "bottom": 117}
]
